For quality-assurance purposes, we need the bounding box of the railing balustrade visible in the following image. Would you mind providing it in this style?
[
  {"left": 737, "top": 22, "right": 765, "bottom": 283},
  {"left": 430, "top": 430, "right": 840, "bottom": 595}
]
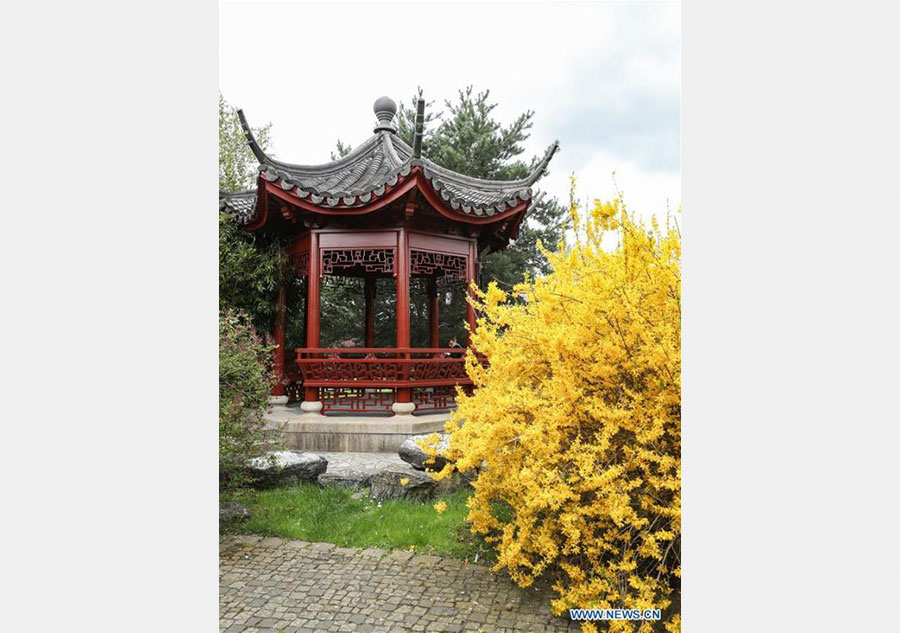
[{"left": 294, "top": 347, "right": 474, "bottom": 388}]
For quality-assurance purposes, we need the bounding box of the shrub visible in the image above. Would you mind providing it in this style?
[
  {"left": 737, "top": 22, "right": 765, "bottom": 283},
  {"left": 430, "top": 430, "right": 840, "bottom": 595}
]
[
  {"left": 219, "top": 309, "right": 276, "bottom": 491},
  {"left": 219, "top": 211, "right": 285, "bottom": 335},
  {"left": 430, "top": 180, "right": 681, "bottom": 632}
]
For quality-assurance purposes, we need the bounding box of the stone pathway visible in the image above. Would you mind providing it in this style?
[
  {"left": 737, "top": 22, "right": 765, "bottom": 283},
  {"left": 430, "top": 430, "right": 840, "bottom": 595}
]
[{"left": 220, "top": 535, "right": 580, "bottom": 633}]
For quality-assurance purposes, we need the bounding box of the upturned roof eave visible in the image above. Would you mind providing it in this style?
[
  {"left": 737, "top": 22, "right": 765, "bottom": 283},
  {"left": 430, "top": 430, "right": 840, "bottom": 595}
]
[{"left": 234, "top": 108, "right": 559, "bottom": 218}]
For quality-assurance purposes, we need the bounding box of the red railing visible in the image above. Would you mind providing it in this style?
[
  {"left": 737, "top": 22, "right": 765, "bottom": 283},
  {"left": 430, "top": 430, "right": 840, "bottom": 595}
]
[{"left": 294, "top": 347, "right": 474, "bottom": 388}]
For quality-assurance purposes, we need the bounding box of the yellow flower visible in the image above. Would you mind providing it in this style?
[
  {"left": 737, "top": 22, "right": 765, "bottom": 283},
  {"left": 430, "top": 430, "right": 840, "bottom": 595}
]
[
  {"left": 440, "top": 181, "right": 681, "bottom": 631},
  {"left": 433, "top": 501, "right": 448, "bottom": 514},
  {"left": 399, "top": 477, "right": 410, "bottom": 486}
]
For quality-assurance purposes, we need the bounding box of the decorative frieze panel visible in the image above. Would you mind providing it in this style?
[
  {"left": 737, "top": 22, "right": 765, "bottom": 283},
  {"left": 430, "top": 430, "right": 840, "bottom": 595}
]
[
  {"left": 296, "top": 352, "right": 474, "bottom": 385},
  {"left": 301, "top": 359, "right": 403, "bottom": 382},
  {"left": 408, "top": 359, "right": 469, "bottom": 381},
  {"left": 321, "top": 248, "right": 395, "bottom": 276},
  {"left": 410, "top": 250, "right": 467, "bottom": 279}
]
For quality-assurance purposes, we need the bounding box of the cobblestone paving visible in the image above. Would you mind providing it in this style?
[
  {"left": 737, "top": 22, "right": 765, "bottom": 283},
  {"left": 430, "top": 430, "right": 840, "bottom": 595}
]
[{"left": 220, "top": 535, "right": 581, "bottom": 633}]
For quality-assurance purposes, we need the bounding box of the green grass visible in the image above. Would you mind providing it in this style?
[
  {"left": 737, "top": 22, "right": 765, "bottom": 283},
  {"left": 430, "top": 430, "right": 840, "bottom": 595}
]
[{"left": 224, "top": 484, "right": 494, "bottom": 561}]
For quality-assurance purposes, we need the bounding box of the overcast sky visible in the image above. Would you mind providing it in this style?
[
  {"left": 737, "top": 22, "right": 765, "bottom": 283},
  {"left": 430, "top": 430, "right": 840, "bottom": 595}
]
[{"left": 220, "top": 1, "right": 680, "bottom": 222}]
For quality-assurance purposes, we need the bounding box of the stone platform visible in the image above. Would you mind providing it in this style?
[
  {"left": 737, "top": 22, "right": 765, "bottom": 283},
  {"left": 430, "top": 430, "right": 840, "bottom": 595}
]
[{"left": 265, "top": 404, "right": 449, "bottom": 453}]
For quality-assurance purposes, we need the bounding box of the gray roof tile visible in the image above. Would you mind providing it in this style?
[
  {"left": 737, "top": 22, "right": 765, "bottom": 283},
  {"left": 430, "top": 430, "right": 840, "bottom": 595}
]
[
  {"left": 219, "top": 189, "right": 257, "bottom": 224},
  {"left": 221, "top": 103, "right": 559, "bottom": 224}
]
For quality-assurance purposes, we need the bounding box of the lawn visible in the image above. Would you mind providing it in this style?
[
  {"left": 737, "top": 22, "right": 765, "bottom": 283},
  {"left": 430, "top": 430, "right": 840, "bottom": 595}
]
[{"left": 224, "top": 484, "right": 494, "bottom": 562}]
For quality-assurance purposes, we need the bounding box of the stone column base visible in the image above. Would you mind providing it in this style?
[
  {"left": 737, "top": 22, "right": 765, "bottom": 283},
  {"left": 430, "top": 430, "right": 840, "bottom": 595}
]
[
  {"left": 268, "top": 395, "right": 289, "bottom": 405},
  {"left": 300, "top": 400, "right": 325, "bottom": 417},
  {"left": 391, "top": 401, "right": 416, "bottom": 416}
]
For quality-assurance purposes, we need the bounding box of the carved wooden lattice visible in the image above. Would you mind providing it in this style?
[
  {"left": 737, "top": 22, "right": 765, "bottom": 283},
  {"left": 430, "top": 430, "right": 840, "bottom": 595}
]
[
  {"left": 321, "top": 249, "right": 395, "bottom": 276},
  {"left": 408, "top": 359, "right": 469, "bottom": 381},
  {"left": 296, "top": 350, "right": 484, "bottom": 413},
  {"left": 410, "top": 250, "right": 466, "bottom": 279},
  {"left": 301, "top": 359, "right": 404, "bottom": 382},
  {"left": 298, "top": 358, "right": 468, "bottom": 383},
  {"left": 412, "top": 386, "right": 459, "bottom": 411},
  {"left": 320, "top": 387, "right": 396, "bottom": 413}
]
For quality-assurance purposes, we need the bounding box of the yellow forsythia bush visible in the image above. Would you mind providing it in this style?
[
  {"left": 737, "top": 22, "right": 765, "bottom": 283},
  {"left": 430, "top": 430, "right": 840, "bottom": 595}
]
[{"left": 430, "top": 181, "right": 680, "bottom": 632}]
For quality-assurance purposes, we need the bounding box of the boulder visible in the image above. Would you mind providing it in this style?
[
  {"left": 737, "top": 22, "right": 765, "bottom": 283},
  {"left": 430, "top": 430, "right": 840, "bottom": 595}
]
[
  {"left": 219, "top": 500, "right": 251, "bottom": 524},
  {"left": 247, "top": 451, "right": 327, "bottom": 488},
  {"left": 369, "top": 468, "right": 437, "bottom": 502},
  {"left": 398, "top": 433, "right": 451, "bottom": 472},
  {"left": 318, "top": 469, "right": 372, "bottom": 489},
  {"left": 434, "top": 470, "right": 475, "bottom": 496}
]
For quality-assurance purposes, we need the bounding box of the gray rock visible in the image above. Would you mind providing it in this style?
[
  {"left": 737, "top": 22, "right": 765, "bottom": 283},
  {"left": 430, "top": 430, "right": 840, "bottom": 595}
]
[
  {"left": 398, "top": 433, "right": 451, "bottom": 472},
  {"left": 369, "top": 468, "right": 437, "bottom": 502},
  {"left": 219, "top": 500, "right": 251, "bottom": 523},
  {"left": 247, "top": 451, "right": 327, "bottom": 488},
  {"left": 350, "top": 490, "right": 367, "bottom": 500},
  {"left": 434, "top": 470, "right": 475, "bottom": 496},
  {"left": 318, "top": 469, "right": 371, "bottom": 488}
]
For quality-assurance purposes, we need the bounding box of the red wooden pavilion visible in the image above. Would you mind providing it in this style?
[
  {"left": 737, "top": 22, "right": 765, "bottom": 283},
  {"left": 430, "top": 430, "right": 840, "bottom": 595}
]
[{"left": 220, "top": 96, "right": 558, "bottom": 417}]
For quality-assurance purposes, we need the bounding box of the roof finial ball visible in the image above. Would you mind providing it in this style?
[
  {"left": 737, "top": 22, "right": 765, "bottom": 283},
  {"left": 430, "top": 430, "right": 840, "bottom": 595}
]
[{"left": 373, "top": 96, "right": 398, "bottom": 133}]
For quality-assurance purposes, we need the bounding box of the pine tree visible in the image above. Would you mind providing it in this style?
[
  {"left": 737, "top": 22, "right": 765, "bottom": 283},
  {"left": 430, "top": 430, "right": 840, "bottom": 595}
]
[{"left": 397, "top": 87, "right": 567, "bottom": 290}]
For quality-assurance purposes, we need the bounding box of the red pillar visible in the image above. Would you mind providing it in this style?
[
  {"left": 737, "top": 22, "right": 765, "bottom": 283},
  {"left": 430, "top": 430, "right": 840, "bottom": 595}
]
[
  {"left": 301, "top": 276, "right": 309, "bottom": 349},
  {"left": 396, "top": 228, "right": 411, "bottom": 404},
  {"left": 270, "top": 274, "right": 287, "bottom": 398},
  {"left": 364, "top": 275, "right": 376, "bottom": 348},
  {"left": 466, "top": 239, "right": 478, "bottom": 346},
  {"left": 427, "top": 277, "right": 439, "bottom": 347},
  {"left": 304, "top": 233, "right": 321, "bottom": 403}
]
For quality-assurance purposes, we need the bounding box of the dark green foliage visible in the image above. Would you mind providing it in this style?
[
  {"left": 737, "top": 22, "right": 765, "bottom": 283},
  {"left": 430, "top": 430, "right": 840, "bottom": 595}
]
[
  {"left": 480, "top": 195, "right": 568, "bottom": 290},
  {"left": 220, "top": 96, "right": 282, "bottom": 491},
  {"left": 283, "top": 275, "right": 308, "bottom": 352},
  {"left": 219, "top": 94, "right": 286, "bottom": 334},
  {"left": 219, "top": 310, "right": 276, "bottom": 492},
  {"left": 399, "top": 86, "right": 533, "bottom": 181},
  {"left": 219, "top": 212, "right": 285, "bottom": 335},
  {"left": 409, "top": 279, "right": 468, "bottom": 347},
  {"left": 319, "top": 277, "right": 368, "bottom": 347},
  {"left": 315, "top": 277, "right": 468, "bottom": 349}
]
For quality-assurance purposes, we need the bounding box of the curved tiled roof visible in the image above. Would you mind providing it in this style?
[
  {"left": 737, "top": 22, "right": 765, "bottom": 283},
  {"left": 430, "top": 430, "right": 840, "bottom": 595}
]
[
  {"left": 219, "top": 189, "right": 257, "bottom": 224},
  {"left": 232, "top": 99, "right": 559, "bottom": 219}
]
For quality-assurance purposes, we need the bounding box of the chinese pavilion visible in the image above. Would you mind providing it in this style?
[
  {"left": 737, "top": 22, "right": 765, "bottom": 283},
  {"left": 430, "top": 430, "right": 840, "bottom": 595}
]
[{"left": 220, "top": 96, "right": 558, "bottom": 423}]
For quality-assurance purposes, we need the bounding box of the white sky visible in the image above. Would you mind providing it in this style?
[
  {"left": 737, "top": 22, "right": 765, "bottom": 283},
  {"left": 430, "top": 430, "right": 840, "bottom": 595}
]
[{"left": 220, "top": 1, "right": 680, "bottom": 221}]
